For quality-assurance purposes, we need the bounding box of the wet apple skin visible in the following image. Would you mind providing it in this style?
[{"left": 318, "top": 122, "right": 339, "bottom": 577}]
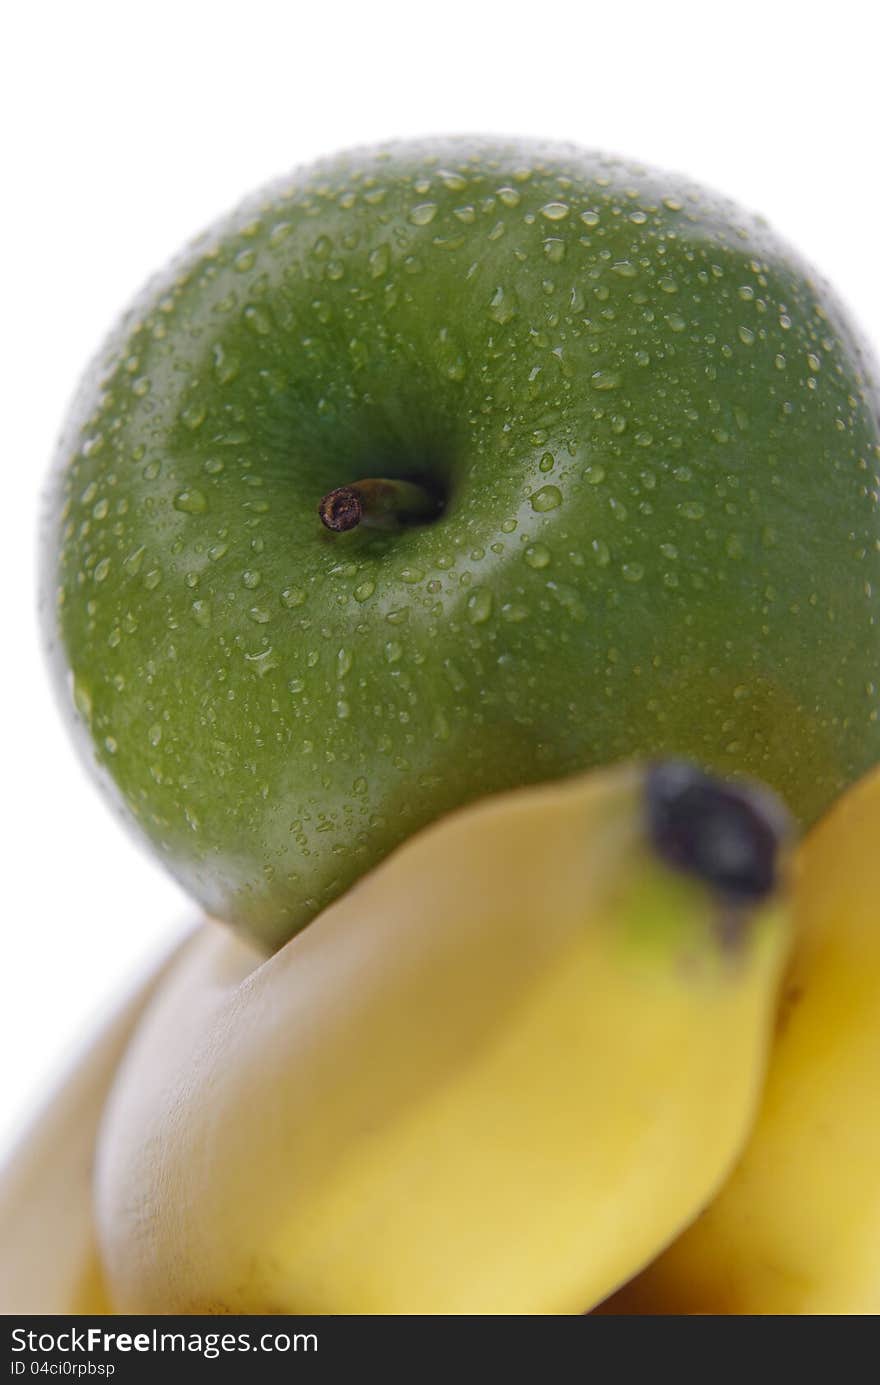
[{"left": 43, "top": 136, "right": 880, "bottom": 948}]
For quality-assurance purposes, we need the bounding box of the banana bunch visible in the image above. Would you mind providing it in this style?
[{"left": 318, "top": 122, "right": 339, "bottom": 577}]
[{"left": 1, "top": 757, "right": 878, "bottom": 1313}]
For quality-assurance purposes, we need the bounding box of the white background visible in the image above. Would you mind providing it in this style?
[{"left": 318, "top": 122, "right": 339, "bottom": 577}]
[{"left": 2, "top": 0, "right": 879, "bottom": 1159}]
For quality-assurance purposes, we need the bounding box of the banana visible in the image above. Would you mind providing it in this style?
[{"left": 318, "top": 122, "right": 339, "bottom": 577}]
[
  {"left": 603, "top": 763, "right": 880, "bottom": 1315},
  {"left": 96, "top": 762, "right": 792, "bottom": 1315},
  {"left": 0, "top": 937, "right": 188, "bottom": 1314}
]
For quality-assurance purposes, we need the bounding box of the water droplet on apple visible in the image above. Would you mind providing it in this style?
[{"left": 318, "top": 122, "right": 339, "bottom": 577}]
[
  {"left": 281, "top": 586, "right": 306, "bottom": 608},
  {"left": 212, "top": 346, "right": 239, "bottom": 384},
  {"left": 445, "top": 355, "right": 467, "bottom": 381},
  {"left": 501, "top": 602, "right": 528, "bottom": 623},
  {"left": 524, "top": 543, "right": 551, "bottom": 569},
  {"left": 72, "top": 673, "right": 92, "bottom": 723},
  {"left": 591, "top": 369, "right": 622, "bottom": 391},
  {"left": 539, "top": 202, "right": 570, "bottom": 221},
  {"left": 436, "top": 326, "right": 467, "bottom": 382},
  {"left": 244, "top": 305, "right": 272, "bottom": 336},
  {"left": 348, "top": 338, "right": 369, "bottom": 369},
  {"left": 181, "top": 402, "right": 206, "bottom": 430},
  {"left": 443, "top": 660, "right": 466, "bottom": 692},
  {"left": 354, "top": 580, "right": 375, "bottom": 603},
  {"left": 369, "top": 245, "right": 390, "bottom": 278},
  {"left": 530, "top": 485, "right": 562, "bottom": 512},
  {"left": 488, "top": 286, "right": 517, "bottom": 324},
  {"left": 123, "top": 546, "right": 145, "bottom": 575},
  {"left": 268, "top": 221, "right": 292, "bottom": 247},
  {"left": 622, "top": 563, "right": 645, "bottom": 583},
  {"left": 337, "top": 648, "right": 353, "bottom": 677},
  {"left": 191, "top": 599, "right": 212, "bottom": 626},
  {"left": 543, "top": 238, "right": 565, "bottom": 263},
  {"left": 432, "top": 710, "right": 450, "bottom": 741},
  {"left": 409, "top": 202, "right": 438, "bottom": 226},
  {"left": 466, "top": 588, "right": 494, "bottom": 624},
  {"left": 438, "top": 168, "right": 467, "bottom": 191},
  {"left": 242, "top": 570, "right": 262, "bottom": 589},
  {"left": 174, "top": 488, "right": 208, "bottom": 515},
  {"left": 679, "top": 501, "right": 706, "bottom": 520}
]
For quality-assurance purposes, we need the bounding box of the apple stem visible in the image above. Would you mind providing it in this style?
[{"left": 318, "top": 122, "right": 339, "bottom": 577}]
[{"left": 318, "top": 478, "right": 441, "bottom": 532}]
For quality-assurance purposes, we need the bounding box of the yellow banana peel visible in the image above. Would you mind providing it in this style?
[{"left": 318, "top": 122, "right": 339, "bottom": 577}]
[
  {"left": 604, "top": 763, "right": 880, "bottom": 1315},
  {"left": 95, "top": 762, "right": 791, "bottom": 1314}
]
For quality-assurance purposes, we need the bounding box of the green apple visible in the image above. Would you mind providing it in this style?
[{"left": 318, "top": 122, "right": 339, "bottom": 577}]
[{"left": 42, "top": 137, "right": 880, "bottom": 949}]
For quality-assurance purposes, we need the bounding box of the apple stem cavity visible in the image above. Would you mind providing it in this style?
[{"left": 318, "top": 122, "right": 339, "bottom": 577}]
[{"left": 318, "top": 478, "right": 442, "bottom": 533}]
